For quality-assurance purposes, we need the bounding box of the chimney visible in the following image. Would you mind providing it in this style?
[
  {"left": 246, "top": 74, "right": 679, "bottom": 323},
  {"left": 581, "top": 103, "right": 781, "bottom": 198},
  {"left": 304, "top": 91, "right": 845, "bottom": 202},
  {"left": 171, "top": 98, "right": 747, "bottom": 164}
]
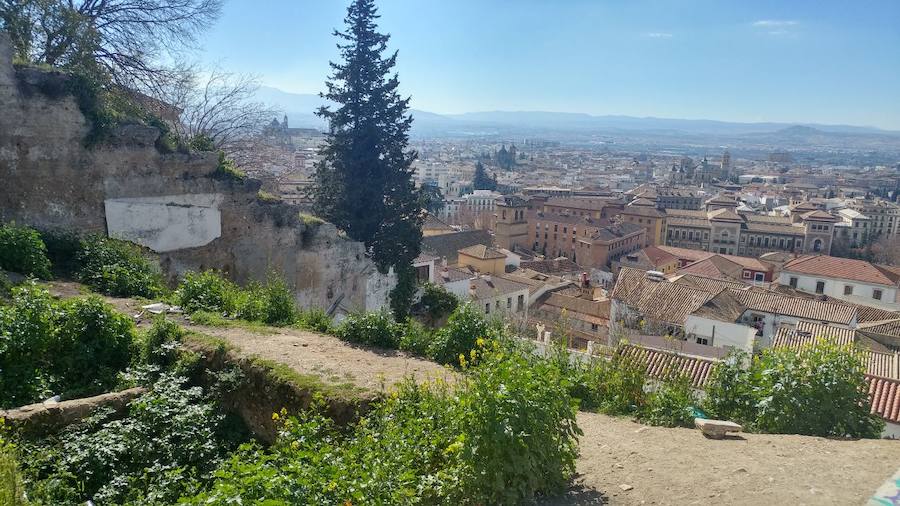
[
  {"left": 441, "top": 266, "right": 450, "bottom": 281},
  {"left": 469, "top": 280, "right": 477, "bottom": 298}
]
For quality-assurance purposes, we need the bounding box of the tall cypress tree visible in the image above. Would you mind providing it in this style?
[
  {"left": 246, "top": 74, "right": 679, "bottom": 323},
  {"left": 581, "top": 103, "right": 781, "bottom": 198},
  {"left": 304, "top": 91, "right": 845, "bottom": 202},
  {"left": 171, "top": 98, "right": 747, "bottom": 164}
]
[{"left": 314, "top": 0, "right": 423, "bottom": 316}]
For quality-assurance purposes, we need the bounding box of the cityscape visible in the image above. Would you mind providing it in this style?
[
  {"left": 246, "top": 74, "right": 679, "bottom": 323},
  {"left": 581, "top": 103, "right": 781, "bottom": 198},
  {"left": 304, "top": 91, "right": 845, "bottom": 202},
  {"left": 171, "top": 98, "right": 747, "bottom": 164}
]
[{"left": 1, "top": 1, "right": 899, "bottom": 505}]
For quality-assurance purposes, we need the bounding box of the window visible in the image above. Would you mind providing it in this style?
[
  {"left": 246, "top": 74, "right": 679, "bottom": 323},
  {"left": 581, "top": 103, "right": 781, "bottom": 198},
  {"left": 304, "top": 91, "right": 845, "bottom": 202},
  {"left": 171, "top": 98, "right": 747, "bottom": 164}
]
[
  {"left": 591, "top": 323, "right": 599, "bottom": 331},
  {"left": 844, "top": 285, "right": 853, "bottom": 296},
  {"left": 874, "top": 289, "right": 883, "bottom": 300},
  {"left": 485, "top": 303, "right": 490, "bottom": 314},
  {"left": 517, "top": 294, "right": 525, "bottom": 311},
  {"left": 507, "top": 297, "right": 512, "bottom": 309},
  {"left": 742, "top": 271, "right": 751, "bottom": 279},
  {"left": 696, "top": 337, "right": 709, "bottom": 346},
  {"left": 815, "top": 281, "right": 825, "bottom": 294}
]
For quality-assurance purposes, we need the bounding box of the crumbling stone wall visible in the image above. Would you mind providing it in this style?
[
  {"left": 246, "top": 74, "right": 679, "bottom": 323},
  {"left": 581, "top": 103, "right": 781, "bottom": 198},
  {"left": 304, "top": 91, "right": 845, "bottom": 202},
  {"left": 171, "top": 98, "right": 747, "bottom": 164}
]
[
  {"left": 0, "top": 32, "right": 393, "bottom": 310},
  {"left": 0, "top": 387, "right": 146, "bottom": 437}
]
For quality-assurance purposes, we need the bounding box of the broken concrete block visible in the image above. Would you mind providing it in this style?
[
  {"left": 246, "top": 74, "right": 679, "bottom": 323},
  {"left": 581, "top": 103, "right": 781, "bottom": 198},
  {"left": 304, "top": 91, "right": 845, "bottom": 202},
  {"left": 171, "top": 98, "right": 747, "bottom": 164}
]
[{"left": 695, "top": 418, "right": 743, "bottom": 439}]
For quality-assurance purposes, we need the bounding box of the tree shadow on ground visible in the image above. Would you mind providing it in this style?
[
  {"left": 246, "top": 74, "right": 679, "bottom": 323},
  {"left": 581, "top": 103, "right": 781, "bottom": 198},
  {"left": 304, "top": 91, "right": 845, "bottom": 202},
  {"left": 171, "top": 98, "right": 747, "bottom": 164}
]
[{"left": 538, "top": 484, "right": 607, "bottom": 505}]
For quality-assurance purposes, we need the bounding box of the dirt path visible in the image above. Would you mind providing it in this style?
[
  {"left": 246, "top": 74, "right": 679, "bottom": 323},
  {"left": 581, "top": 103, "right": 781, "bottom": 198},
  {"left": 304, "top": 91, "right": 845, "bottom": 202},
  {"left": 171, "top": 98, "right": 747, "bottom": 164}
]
[
  {"left": 547, "top": 412, "right": 900, "bottom": 506},
  {"left": 191, "top": 324, "right": 454, "bottom": 394},
  {"left": 45, "top": 281, "right": 454, "bottom": 396}
]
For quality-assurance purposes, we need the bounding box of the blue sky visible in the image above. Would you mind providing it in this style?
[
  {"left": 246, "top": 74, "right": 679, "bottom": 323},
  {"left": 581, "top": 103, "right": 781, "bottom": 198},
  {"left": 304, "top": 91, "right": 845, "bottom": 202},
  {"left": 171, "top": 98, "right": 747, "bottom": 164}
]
[{"left": 197, "top": 0, "right": 900, "bottom": 130}]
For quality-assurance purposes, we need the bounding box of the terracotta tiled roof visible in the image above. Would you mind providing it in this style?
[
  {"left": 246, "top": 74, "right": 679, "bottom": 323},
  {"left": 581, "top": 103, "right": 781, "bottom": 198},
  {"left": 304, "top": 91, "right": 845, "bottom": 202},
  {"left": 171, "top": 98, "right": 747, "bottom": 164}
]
[
  {"left": 544, "top": 292, "right": 607, "bottom": 318},
  {"left": 621, "top": 205, "right": 665, "bottom": 218},
  {"left": 422, "top": 230, "right": 493, "bottom": 264},
  {"left": 520, "top": 258, "right": 582, "bottom": 275},
  {"left": 858, "top": 318, "right": 900, "bottom": 336},
  {"left": 867, "top": 351, "right": 900, "bottom": 380},
  {"left": 772, "top": 321, "right": 856, "bottom": 349},
  {"left": 678, "top": 256, "right": 744, "bottom": 281},
  {"left": 656, "top": 245, "right": 771, "bottom": 272},
  {"left": 466, "top": 275, "right": 530, "bottom": 300},
  {"left": 591, "top": 222, "right": 645, "bottom": 242},
  {"left": 617, "top": 344, "right": 717, "bottom": 387},
  {"left": 629, "top": 197, "right": 657, "bottom": 207},
  {"left": 866, "top": 375, "right": 900, "bottom": 423},
  {"left": 690, "top": 290, "right": 748, "bottom": 322},
  {"left": 671, "top": 274, "right": 748, "bottom": 293},
  {"left": 784, "top": 255, "right": 900, "bottom": 286},
  {"left": 707, "top": 208, "right": 743, "bottom": 222},
  {"left": 705, "top": 195, "right": 738, "bottom": 206},
  {"left": 458, "top": 244, "right": 506, "bottom": 260},
  {"left": 545, "top": 197, "right": 615, "bottom": 211},
  {"left": 800, "top": 210, "right": 839, "bottom": 222},
  {"left": 642, "top": 246, "right": 679, "bottom": 267},
  {"left": 728, "top": 289, "right": 856, "bottom": 325},
  {"left": 744, "top": 221, "right": 806, "bottom": 235},
  {"left": 436, "top": 266, "right": 473, "bottom": 284},
  {"left": 612, "top": 268, "right": 716, "bottom": 324}
]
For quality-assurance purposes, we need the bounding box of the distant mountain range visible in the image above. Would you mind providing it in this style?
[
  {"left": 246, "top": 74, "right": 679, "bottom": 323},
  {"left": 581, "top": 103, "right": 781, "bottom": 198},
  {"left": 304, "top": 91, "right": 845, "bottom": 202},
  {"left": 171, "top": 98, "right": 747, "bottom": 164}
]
[{"left": 255, "top": 86, "right": 900, "bottom": 145}]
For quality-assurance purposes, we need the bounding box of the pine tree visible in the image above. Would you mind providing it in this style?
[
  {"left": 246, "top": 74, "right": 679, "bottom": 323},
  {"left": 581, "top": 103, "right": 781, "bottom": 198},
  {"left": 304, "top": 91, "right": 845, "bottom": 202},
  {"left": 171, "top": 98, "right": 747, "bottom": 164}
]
[
  {"left": 313, "top": 0, "right": 423, "bottom": 316},
  {"left": 473, "top": 161, "right": 496, "bottom": 190}
]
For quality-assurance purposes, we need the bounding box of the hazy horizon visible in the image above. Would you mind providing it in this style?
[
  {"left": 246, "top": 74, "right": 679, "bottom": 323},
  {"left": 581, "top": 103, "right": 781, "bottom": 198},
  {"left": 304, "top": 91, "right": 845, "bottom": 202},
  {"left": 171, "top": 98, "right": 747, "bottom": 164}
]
[{"left": 198, "top": 1, "right": 900, "bottom": 130}]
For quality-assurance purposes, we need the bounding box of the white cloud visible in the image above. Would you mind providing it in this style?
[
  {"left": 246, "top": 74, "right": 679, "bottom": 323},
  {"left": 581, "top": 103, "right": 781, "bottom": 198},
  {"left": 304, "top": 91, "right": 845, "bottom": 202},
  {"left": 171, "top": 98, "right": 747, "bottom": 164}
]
[
  {"left": 752, "top": 20, "right": 798, "bottom": 28},
  {"left": 643, "top": 32, "right": 673, "bottom": 39}
]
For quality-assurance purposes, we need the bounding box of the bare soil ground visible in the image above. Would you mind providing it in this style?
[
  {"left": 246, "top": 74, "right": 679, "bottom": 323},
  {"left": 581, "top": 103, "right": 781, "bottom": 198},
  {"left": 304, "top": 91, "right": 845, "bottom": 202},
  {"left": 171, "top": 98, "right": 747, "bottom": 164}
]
[
  {"left": 192, "top": 324, "right": 454, "bottom": 394},
  {"left": 547, "top": 412, "right": 900, "bottom": 506}
]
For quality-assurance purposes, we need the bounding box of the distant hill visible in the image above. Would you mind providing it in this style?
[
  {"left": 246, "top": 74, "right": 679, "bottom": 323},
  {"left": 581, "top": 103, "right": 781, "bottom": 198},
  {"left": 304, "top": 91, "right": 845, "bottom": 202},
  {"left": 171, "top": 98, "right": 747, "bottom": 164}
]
[{"left": 255, "top": 86, "right": 900, "bottom": 141}]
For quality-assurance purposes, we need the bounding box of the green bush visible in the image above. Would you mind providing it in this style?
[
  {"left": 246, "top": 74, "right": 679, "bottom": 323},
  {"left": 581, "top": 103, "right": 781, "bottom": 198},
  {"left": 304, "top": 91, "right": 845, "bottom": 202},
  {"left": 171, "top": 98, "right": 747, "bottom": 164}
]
[
  {"left": 138, "top": 315, "right": 185, "bottom": 368},
  {"left": 37, "top": 228, "right": 82, "bottom": 278},
  {"left": 50, "top": 296, "right": 135, "bottom": 399},
  {"left": 548, "top": 343, "right": 647, "bottom": 415},
  {"left": 212, "top": 152, "right": 246, "bottom": 180},
  {"left": 704, "top": 343, "right": 883, "bottom": 438},
  {"left": 701, "top": 351, "right": 755, "bottom": 423},
  {"left": 189, "top": 133, "right": 216, "bottom": 152},
  {"left": 594, "top": 353, "right": 647, "bottom": 415},
  {"left": 17, "top": 374, "right": 236, "bottom": 505},
  {"left": 458, "top": 340, "right": 581, "bottom": 503},
  {"left": 641, "top": 374, "right": 697, "bottom": 428},
  {"left": 0, "top": 286, "right": 136, "bottom": 408},
  {"left": 0, "top": 272, "right": 12, "bottom": 298},
  {"left": 398, "top": 319, "right": 433, "bottom": 356},
  {"left": 185, "top": 340, "right": 580, "bottom": 505},
  {"left": 0, "top": 223, "right": 52, "bottom": 279},
  {"left": 177, "top": 270, "right": 240, "bottom": 315},
  {"left": 419, "top": 282, "right": 458, "bottom": 323},
  {"left": 336, "top": 311, "right": 401, "bottom": 348},
  {"left": 0, "top": 451, "right": 27, "bottom": 506},
  {"left": 76, "top": 235, "right": 165, "bottom": 297},
  {"left": 0, "top": 284, "right": 56, "bottom": 408},
  {"left": 252, "top": 274, "right": 297, "bottom": 326},
  {"left": 428, "top": 303, "right": 491, "bottom": 365},
  {"left": 178, "top": 271, "right": 298, "bottom": 326},
  {"left": 295, "top": 307, "right": 334, "bottom": 333}
]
